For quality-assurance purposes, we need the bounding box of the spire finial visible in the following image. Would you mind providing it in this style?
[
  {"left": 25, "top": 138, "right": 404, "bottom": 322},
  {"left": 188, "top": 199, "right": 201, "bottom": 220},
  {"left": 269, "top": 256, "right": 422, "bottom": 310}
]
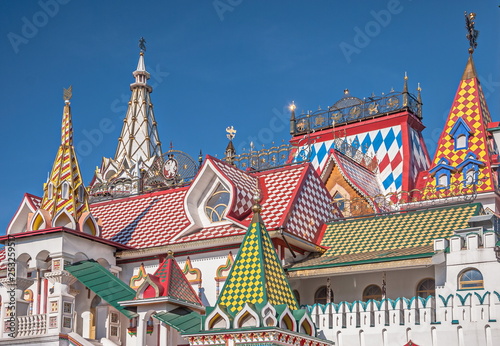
[
  {"left": 139, "top": 37, "right": 146, "bottom": 53},
  {"left": 63, "top": 85, "right": 72, "bottom": 103},
  {"left": 252, "top": 190, "right": 262, "bottom": 213},
  {"left": 225, "top": 126, "right": 236, "bottom": 165},
  {"left": 403, "top": 72, "right": 408, "bottom": 93},
  {"left": 465, "top": 12, "right": 479, "bottom": 54}
]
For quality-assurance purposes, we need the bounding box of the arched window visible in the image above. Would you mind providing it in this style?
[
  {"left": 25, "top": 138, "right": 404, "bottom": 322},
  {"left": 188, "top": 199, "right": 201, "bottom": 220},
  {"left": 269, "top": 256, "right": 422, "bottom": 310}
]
[
  {"left": 204, "top": 184, "right": 230, "bottom": 222},
  {"left": 47, "top": 183, "right": 54, "bottom": 200},
  {"left": 438, "top": 174, "right": 448, "bottom": 187},
  {"left": 456, "top": 134, "right": 467, "bottom": 149},
  {"left": 459, "top": 269, "right": 484, "bottom": 289},
  {"left": 362, "top": 285, "right": 382, "bottom": 301},
  {"left": 314, "top": 286, "right": 334, "bottom": 304},
  {"left": 77, "top": 185, "right": 85, "bottom": 203},
  {"left": 61, "top": 181, "right": 70, "bottom": 200},
  {"left": 465, "top": 169, "right": 476, "bottom": 185},
  {"left": 416, "top": 278, "right": 435, "bottom": 298}
]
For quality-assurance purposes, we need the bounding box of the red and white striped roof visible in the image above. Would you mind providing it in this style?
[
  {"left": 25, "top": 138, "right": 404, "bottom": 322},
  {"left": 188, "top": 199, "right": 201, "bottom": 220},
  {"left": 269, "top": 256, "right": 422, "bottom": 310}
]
[{"left": 90, "top": 157, "right": 333, "bottom": 249}]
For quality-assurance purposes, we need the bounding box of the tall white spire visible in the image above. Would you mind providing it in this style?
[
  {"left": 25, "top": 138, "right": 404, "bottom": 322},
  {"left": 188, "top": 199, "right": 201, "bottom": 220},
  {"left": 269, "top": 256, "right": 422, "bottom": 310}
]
[{"left": 114, "top": 49, "right": 163, "bottom": 166}]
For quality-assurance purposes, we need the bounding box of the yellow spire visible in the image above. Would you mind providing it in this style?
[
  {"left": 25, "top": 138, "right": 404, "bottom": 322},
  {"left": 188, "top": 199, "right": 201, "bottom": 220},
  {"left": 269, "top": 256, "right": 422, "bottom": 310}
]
[{"left": 36, "top": 88, "right": 94, "bottom": 233}]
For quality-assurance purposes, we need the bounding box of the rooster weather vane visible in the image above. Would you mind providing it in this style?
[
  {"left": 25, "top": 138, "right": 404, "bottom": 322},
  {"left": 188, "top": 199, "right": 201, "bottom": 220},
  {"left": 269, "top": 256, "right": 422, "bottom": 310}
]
[{"left": 464, "top": 12, "right": 479, "bottom": 54}]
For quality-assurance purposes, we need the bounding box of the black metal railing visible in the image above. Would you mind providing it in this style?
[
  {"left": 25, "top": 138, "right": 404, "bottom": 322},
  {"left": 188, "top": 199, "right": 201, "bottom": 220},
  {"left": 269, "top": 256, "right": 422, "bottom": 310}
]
[{"left": 292, "top": 91, "right": 421, "bottom": 136}]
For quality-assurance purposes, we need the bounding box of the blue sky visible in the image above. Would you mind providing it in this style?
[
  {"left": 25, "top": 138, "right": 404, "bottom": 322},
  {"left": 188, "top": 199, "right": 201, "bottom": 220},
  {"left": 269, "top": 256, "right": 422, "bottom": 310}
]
[{"left": 0, "top": 1, "right": 499, "bottom": 232}]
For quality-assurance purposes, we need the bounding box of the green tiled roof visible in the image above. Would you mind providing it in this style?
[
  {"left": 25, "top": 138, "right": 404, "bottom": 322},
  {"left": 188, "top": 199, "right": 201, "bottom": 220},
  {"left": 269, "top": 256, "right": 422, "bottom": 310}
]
[
  {"left": 154, "top": 307, "right": 201, "bottom": 334},
  {"left": 321, "top": 203, "right": 482, "bottom": 257},
  {"left": 66, "top": 260, "right": 137, "bottom": 318},
  {"left": 217, "top": 206, "right": 298, "bottom": 314}
]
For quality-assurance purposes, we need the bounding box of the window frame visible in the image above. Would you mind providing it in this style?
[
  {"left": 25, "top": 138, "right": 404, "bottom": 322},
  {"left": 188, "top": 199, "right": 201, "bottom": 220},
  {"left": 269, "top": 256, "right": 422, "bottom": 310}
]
[
  {"left": 459, "top": 268, "right": 484, "bottom": 290},
  {"left": 362, "top": 284, "right": 382, "bottom": 301},
  {"left": 416, "top": 278, "right": 435, "bottom": 298}
]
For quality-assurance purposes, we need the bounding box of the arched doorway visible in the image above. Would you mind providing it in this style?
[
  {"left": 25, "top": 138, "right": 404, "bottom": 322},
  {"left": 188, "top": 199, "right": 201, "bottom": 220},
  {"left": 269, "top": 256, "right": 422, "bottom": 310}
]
[{"left": 89, "top": 295, "right": 101, "bottom": 339}]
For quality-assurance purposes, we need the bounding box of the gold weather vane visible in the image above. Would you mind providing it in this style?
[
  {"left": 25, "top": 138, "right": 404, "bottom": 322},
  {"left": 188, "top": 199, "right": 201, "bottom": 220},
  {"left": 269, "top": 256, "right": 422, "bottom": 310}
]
[
  {"left": 465, "top": 12, "right": 479, "bottom": 54},
  {"left": 226, "top": 126, "right": 236, "bottom": 140},
  {"left": 63, "top": 85, "right": 72, "bottom": 101},
  {"left": 139, "top": 37, "right": 147, "bottom": 52}
]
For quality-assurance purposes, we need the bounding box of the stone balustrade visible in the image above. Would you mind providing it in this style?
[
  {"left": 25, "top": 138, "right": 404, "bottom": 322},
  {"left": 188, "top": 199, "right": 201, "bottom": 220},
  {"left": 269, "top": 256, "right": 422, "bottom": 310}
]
[{"left": 16, "top": 314, "right": 47, "bottom": 337}]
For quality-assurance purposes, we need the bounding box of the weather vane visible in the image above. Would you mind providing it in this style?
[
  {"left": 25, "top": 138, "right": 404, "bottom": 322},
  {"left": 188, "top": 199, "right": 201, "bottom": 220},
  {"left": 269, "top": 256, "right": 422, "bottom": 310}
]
[
  {"left": 139, "top": 37, "right": 146, "bottom": 53},
  {"left": 63, "top": 85, "right": 72, "bottom": 102},
  {"left": 464, "top": 12, "right": 479, "bottom": 54},
  {"left": 226, "top": 126, "right": 236, "bottom": 141}
]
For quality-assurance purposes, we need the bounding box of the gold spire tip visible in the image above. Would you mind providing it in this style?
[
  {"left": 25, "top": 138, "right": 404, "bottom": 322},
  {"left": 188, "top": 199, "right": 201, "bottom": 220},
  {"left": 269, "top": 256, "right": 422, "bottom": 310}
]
[{"left": 252, "top": 190, "right": 262, "bottom": 213}]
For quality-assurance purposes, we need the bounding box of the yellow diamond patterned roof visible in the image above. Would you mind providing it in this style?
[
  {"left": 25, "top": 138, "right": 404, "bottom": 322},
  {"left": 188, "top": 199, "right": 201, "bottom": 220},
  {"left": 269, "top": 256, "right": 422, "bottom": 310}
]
[
  {"left": 217, "top": 211, "right": 298, "bottom": 314},
  {"left": 426, "top": 55, "right": 495, "bottom": 193},
  {"left": 41, "top": 102, "right": 89, "bottom": 220},
  {"left": 321, "top": 203, "right": 482, "bottom": 257}
]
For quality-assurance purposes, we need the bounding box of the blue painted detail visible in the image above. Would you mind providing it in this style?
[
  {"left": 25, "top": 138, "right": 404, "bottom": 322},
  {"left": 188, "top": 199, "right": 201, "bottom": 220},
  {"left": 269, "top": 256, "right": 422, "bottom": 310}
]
[
  {"left": 382, "top": 174, "right": 395, "bottom": 190},
  {"left": 439, "top": 294, "right": 453, "bottom": 307},
  {"left": 388, "top": 297, "right": 402, "bottom": 309},
  {"left": 384, "top": 128, "right": 395, "bottom": 150},
  {"left": 316, "top": 143, "right": 327, "bottom": 164},
  {"left": 372, "top": 131, "right": 384, "bottom": 152},
  {"left": 396, "top": 130, "right": 402, "bottom": 148},
  {"left": 361, "top": 135, "right": 372, "bottom": 153},
  {"left": 403, "top": 297, "right": 412, "bottom": 309},
  {"left": 457, "top": 292, "right": 472, "bottom": 305},
  {"left": 450, "top": 117, "right": 472, "bottom": 150},
  {"left": 474, "top": 291, "right": 490, "bottom": 305},
  {"left": 352, "top": 137, "right": 360, "bottom": 149},
  {"left": 452, "top": 319, "right": 459, "bottom": 324},
  {"left": 493, "top": 291, "right": 500, "bottom": 302},
  {"left": 394, "top": 173, "right": 403, "bottom": 189}
]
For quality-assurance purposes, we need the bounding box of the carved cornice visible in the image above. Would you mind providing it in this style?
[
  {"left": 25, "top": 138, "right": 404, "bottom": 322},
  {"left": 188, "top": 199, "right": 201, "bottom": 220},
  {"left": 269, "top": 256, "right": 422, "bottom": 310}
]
[
  {"left": 44, "top": 270, "right": 77, "bottom": 286},
  {"left": 0, "top": 277, "right": 34, "bottom": 291}
]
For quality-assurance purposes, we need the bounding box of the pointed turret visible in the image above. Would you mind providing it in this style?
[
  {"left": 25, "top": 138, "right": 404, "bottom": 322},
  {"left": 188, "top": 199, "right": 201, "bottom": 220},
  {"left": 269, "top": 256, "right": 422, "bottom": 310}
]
[
  {"left": 114, "top": 48, "right": 163, "bottom": 165},
  {"left": 89, "top": 39, "right": 165, "bottom": 199},
  {"left": 135, "top": 251, "right": 203, "bottom": 307},
  {"left": 216, "top": 193, "right": 298, "bottom": 314},
  {"left": 31, "top": 88, "right": 99, "bottom": 235},
  {"left": 423, "top": 13, "right": 498, "bottom": 212}
]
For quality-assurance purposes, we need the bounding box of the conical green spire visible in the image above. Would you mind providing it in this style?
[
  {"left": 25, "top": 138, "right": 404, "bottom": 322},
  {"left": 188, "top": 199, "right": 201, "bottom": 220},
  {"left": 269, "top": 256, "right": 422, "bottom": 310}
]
[{"left": 217, "top": 194, "right": 298, "bottom": 314}]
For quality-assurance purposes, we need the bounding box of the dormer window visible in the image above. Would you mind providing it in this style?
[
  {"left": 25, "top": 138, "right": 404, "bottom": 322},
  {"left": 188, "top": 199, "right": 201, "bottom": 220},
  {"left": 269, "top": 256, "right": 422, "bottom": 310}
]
[
  {"left": 61, "top": 181, "right": 70, "bottom": 200},
  {"left": 77, "top": 185, "right": 85, "bottom": 203},
  {"left": 438, "top": 173, "right": 449, "bottom": 187},
  {"left": 450, "top": 118, "right": 472, "bottom": 150},
  {"left": 429, "top": 158, "right": 453, "bottom": 190},
  {"left": 464, "top": 168, "right": 477, "bottom": 185},
  {"left": 205, "top": 184, "right": 230, "bottom": 223},
  {"left": 456, "top": 152, "right": 483, "bottom": 187},
  {"left": 456, "top": 134, "right": 467, "bottom": 149},
  {"left": 47, "top": 183, "right": 54, "bottom": 200}
]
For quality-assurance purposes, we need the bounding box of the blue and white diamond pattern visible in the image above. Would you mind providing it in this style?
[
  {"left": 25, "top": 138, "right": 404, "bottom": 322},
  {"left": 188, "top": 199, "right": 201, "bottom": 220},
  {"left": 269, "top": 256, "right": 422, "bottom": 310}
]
[
  {"left": 410, "top": 128, "right": 430, "bottom": 182},
  {"left": 299, "top": 125, "right": 404, "bottom": 193}
]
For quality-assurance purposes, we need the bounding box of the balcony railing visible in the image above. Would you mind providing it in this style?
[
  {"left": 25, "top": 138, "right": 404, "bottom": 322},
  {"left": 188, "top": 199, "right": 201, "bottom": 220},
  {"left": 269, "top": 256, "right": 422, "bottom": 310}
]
[
  {"left": 16, "top": 314, "right": 47, "bottom": 337},
  {"left": 291, "top": 91, "right": 422, "bottom": 136}
]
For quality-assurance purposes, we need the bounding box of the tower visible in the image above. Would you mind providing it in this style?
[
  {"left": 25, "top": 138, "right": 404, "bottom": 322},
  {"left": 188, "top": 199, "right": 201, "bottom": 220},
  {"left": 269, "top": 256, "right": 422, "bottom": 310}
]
[
  {"left": 28, "top": 87, "right": 98, "bottom": 235},
  {"left": 419, "top": 12, "right": 499, "bottom": 212},
  {"left": 89, "top": 39, "right": 164, "bottom": 198}
]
